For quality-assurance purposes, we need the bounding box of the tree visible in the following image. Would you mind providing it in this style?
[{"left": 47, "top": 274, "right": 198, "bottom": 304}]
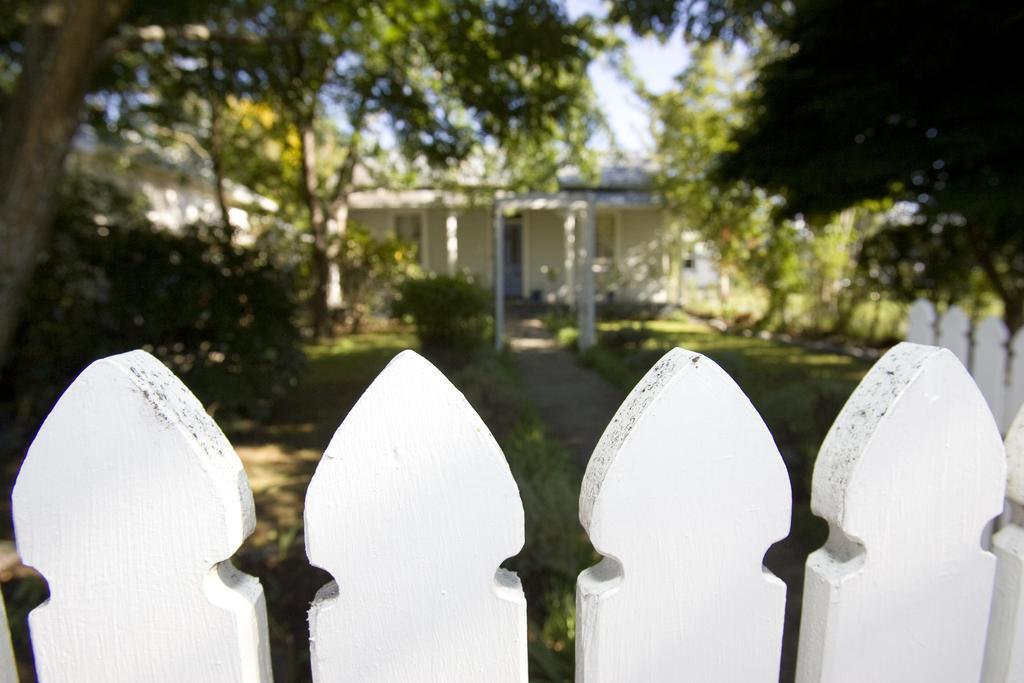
[
  {"left": 230, "top": 0, "right": 602, "bottom": 337},
  {"left": 721, "top": 0, "right": 1024, "bottom": 329},
  {"left": 0, "top": 0, "right": 132, "bottom": 372}
]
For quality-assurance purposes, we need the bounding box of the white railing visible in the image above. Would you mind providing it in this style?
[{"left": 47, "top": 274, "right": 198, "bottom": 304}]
[
  {"left": 4, "top": 342, "right": 1024, "bottom": 681},
  {"left": 906, "top": 298, "right": 1024, "bottom": 432}
]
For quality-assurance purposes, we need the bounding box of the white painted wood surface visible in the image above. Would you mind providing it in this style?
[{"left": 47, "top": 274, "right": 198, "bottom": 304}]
[
  {"left": 0, "top": 591, "right": 16, "bottom": 682},
  {"left": 984, "top": 406, "right": 1024, "bottom": 682},
  {"left": 906, "top": 298, "right": 936, "bottom": 345},
  {"left": 937, "top": 304, "right": 971, "bottom": 367},
  {"left": 796, "top": 343, "right": 1005, "bottom": 683},
  {"left": 577, "top": 348, "right": 791, "bottom": 682},
  {"left": 577, "top": 197, "right": 597, "bottom": 350},
  {"left": 1008, "top": 330, "right": 1024, "bottom": 431},
  {"left": 304, "top": 350, "right": 526, "bottom": 682},
  {"left": 12, "top": 351, "right": 271, "bottom": 682},
  {"left": 974, "top": 316, "right": 1011, "bottom": 432}
]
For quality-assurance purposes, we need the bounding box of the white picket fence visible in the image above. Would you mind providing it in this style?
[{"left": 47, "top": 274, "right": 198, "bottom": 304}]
[
  {"left": 906, "top": 298, "right": 1024, "bottom": 433},
  {"left": 4, "top": 342, "right": 1024, "bottom": 681}
]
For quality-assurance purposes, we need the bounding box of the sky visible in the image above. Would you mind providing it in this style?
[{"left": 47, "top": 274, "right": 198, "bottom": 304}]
[{"left": 565, "top": 0, "right": 692, "bottom": 153}]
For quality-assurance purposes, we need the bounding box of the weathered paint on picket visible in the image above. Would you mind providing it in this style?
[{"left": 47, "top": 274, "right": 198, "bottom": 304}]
[
  {"left": 796, "top": 343, "right": 1006, "bottom": 683},
  {"left": 9, "top": 343, "right": 1024, "bottom": 681},
  {"left": 576, "top": 348, "right": 791, "bottom": 682},
  {"left": 984, "top": 407, "right": 1024, "bottom": 683},
  {"left": 12, "top": 351, "right": 272, "bottom": 682},
  {"left": 304, "top": 350, "right": 527, "bottom": 682}
]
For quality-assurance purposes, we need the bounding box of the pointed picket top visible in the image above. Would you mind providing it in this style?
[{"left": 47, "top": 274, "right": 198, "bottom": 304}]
[
  {"left": 984, "top": 406, "right": 1024, "bottom": 682},
  {"left": 1007, "top": 329, "right": 1024, "bottom": 432},
  {"left": 304, "top": 350, "right": 526, "bottom": 682},
  {"left": 906, "top": 298, "right": 937, "bottom": 345},
  {"left": 973, "top": 316, "right": 1011, "bottom": 432},
  {"left": 937, "top": 304, "right": 971, "bottom": 367},
  {"left": 577, "top": 348, "right": 791, "bottom": 682},
  {"left": 12, "top": 351, "right": 271, "bottom": 682},
  {"left": 797, "top": 343, "right": 1005, "bottom": 683}
]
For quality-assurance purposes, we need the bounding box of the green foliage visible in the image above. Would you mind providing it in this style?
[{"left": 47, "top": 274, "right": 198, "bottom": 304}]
[
  {"left": 722, "top": 0, "right": 1024, "bottom": 328},
  {"left": 393, "top": 275, "right": 492, "bottom": 351},
  {"left": 609, "top": 0, "right": 785, "bottom": 44},
  {"left": 337, "top": 225, "right": 419, "bottom": 332},
  {"left": 0, "top": 176, "right": 303, "bottom": 458}
]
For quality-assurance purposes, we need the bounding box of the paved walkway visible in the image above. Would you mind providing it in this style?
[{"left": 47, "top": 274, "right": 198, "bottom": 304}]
[{"left": 506, "top": 312, "right": 624, "bottom": 470}]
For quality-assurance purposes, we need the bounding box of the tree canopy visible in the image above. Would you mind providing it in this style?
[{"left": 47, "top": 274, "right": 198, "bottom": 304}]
[{"left": 719, "top": 0, "right": 1024, "bottom": 327}]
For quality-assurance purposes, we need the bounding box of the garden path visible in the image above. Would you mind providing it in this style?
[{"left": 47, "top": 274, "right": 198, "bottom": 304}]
[{"left": 506, "top": 310, "right": 623, "bottom": 470}]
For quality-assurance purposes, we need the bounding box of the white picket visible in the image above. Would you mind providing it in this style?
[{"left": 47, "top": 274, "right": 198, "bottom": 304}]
[
  {"left": 906, "top": 298, "right": 937, "bottom": 345},
  {"left": 796, "top": 343, "right": 1005, "bottom": 683},
  {"left": 937, "top": 304, "right": 971, "bottom": 367},
  {"left": 1008, "top": 329, "right": 1024, "bottom": 432},
  {"left": 974, "top": 316, "right": 1011, "bottom": 431},
  {"left": 576, "top": 347, "right": 791, "bottom": 682},
  {"left": 304, "top": 350, "right": 526, "bottom": 682},
  {"left": 0, "top": 591, "right": 16, "bottom": 682},
  {"left": 12, "top": 351, "right": 272, "bottom": 682},
  {"left": 984, "top": 406, "right": 1024, "bottom": 682}
]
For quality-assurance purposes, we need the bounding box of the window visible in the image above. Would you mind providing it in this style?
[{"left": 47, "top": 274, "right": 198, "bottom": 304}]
[
  {"left": 394, "top": 213, "right": 423, "bottom": 246},
  {"left": 596, "top": 214, "right": 616, "bottom": 261}
]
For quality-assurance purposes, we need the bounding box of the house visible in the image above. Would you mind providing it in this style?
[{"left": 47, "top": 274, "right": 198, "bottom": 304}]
[
  {"left": 348, "top": 164, "right": 718, "bottom": 347},
  {"left": 67, "top": 126, "right": 277, "bottom": 239}
]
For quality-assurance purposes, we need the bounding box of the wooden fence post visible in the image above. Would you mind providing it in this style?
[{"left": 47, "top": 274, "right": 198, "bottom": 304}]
[
  {"left": 983, "top": 406, "right": 1024, "bottom": 682},
  {"left": 906, "top": 298, "right": 936, "bottom": 346},
  {"left": 12, "top": 351, "right": 271, "bottom": 682},
  {"left": 1007, "top": 330, "right": 1024, "bottom": 431},
  {"left": 796, "top": 343, "right": 1005, "bottom": 682},
  {"left": 973, "top": 316, "right": 1011, "bottom": 432},
  {"left": 937, "top": 305, "right": 971, "bottom": 368},
  {"left": 576, "top": 348, "right": 791, "bottom": 681},
  {"left": 304, "top": 350, "right": 526, "bottom": 681}
]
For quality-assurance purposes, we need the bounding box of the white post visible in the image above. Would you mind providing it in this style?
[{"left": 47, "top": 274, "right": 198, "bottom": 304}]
[
  {"left": 446, "top": 211, "right": 459, "bottom": 276},
  {"left": 495, "top": 208, "right": 505, "bottom": 351},
  {"left": 563, "top": 210, "right": 576, "bottom": 307},
  {"left": 984, "top": 406, "right": 1024, "bottom": 682},
  {"left": 305, "top": 351, "right": 527, "bottom": 682},
  {"left": 13, "top": 351, "right": 272, "bottom": 682},
  {"left": 578, "top": 197, "right": 597, "bottom": 349},
  {"left": 577, "top": 348, "right": 791, "bottom": 681},
  {"left": 796, "top": 343, "right": 1005, "bottom": 683}
]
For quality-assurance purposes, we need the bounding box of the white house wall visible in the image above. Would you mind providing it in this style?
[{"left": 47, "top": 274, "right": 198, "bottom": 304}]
[
  {"left": 523, "top": 210, "right": 565, "bottom": 300},
  {"left": 348, "top": 204, "right": 672, "bottom": 304}
]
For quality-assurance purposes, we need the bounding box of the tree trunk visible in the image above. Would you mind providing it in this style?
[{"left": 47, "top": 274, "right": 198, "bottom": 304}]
[
  {"left": 299, "top": 118, "right": 331, "bottom": 338},
  {"left": 209, "top": 99, "right": 234, "bottom": 238},
  {"left": 0, "top": 0, "right": 130, "bottom": 373}
]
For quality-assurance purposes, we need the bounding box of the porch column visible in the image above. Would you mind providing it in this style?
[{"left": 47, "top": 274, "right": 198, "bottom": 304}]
[
  {"left": 578, "top": 196, "right": 597, "bottom": 349},
  {"left": 494, "top": 209, "right": 505, "bottom": 351},
  {"left": 563, "top": 211, "right": 576, "bottom": 307},
  {"left": 446, "top": 211, "right": 458, "bottom": 276}
]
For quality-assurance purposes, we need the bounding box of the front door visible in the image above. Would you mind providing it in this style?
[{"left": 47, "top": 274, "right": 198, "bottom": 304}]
[{"left": 503, "top": 218, "right": 523, "bottom": 298}]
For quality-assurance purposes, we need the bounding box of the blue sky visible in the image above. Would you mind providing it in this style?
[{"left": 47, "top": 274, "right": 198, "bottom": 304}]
[{"left": 566, "top": 0, "right": 692, "bottom": 152}]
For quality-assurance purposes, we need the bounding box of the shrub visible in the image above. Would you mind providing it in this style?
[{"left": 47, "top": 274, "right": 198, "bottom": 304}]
[
  {"left": 393, "top": 275, "right": 491, "bottom": 351},
  {"left": 0, "top": 176, "right": 304, "bottom": 461},
  {"left": 337, "top": 225, "right": 419, "bottom": 333}
]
